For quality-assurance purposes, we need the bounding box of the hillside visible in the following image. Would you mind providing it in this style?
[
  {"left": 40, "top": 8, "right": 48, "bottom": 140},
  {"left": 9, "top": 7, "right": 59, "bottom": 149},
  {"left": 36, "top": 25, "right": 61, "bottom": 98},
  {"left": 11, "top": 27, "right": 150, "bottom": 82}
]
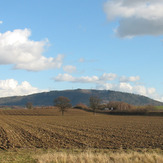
[{"left": 0, "top": 89, "right": 162, "bottom": 107}]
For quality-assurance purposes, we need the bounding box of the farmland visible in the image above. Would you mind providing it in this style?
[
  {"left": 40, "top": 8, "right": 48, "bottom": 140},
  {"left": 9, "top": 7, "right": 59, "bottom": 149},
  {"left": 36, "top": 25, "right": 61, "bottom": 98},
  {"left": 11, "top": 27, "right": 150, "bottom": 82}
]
[
  {"left": 155, "top": 106, "right": 163, "bottom": 111},
  {"left": 0, "top": 108, "right": 163, "bottom": 150}
]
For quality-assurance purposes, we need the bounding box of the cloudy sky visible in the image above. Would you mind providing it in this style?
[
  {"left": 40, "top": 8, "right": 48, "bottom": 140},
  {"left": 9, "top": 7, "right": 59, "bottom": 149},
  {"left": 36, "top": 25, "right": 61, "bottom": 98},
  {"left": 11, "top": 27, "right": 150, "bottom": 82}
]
[{"left": 0, "top": 0, "right": 163, "bottom": 102}]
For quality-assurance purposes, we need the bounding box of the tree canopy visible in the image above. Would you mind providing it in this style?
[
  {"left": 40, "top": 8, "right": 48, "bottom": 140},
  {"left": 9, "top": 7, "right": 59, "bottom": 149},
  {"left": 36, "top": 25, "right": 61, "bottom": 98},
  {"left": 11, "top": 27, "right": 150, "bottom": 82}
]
[
  {"left": 26, "top": 102, "right": 33, "bottom": 109},
  {"left": 89, "top": 95, "right": 101, "bottom": 114},
  {"left": 54, "top": 96, "right": 72, "bottom": 115}
]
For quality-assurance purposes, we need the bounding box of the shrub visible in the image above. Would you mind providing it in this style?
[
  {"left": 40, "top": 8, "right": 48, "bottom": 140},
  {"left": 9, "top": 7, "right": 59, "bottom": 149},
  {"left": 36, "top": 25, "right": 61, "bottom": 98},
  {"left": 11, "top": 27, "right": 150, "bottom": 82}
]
[{"left": 75, "top": 103, "right": 88, "bottom": 110}]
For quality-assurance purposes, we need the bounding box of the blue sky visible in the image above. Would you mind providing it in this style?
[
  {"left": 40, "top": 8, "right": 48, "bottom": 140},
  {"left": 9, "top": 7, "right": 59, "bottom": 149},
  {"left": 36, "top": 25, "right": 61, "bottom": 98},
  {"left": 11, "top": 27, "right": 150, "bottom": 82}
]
[{"left": 0, "top": 0, "right": 163, "bottom": 102}]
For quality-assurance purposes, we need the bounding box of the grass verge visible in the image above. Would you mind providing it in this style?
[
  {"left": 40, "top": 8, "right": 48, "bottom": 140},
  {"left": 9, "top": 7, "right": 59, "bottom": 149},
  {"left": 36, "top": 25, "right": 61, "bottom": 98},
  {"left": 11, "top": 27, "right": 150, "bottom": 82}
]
[{"left": 0, "top": 148, "right": 163, "bottom": 163}]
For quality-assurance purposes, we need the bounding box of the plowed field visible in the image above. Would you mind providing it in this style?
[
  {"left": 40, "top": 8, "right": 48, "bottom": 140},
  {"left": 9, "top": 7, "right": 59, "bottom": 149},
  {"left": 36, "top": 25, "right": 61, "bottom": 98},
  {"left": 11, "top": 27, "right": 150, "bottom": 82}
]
[{"left": 0, "top": 109, "right": 162, "bottom": 150}]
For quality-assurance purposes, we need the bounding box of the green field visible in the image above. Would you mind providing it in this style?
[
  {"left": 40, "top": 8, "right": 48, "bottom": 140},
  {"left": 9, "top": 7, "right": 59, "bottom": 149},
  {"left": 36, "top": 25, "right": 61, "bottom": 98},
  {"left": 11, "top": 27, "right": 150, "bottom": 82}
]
[{"left": 155, "top": 106, "right": 163, "bottom": 111}]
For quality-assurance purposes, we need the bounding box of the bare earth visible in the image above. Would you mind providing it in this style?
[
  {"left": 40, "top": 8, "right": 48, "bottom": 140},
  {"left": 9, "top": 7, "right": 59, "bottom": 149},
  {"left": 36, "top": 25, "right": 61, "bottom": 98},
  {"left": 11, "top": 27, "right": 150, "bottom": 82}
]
[{"left": 0, "top": 109, "right": 163, "bottom": 150}]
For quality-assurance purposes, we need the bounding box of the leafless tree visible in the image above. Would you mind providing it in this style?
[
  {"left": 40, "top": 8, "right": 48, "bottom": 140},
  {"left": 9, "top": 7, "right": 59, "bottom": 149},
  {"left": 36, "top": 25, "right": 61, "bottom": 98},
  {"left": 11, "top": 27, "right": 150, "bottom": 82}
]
[
  {"left": 89, "top": 95, "right": 101, "bottom": 114},
  {"left": 54, "top": 96, "right": 72, "bottom": 115},
  {"left": 26, "top": 102, "right": 33, "bottom": 109}
]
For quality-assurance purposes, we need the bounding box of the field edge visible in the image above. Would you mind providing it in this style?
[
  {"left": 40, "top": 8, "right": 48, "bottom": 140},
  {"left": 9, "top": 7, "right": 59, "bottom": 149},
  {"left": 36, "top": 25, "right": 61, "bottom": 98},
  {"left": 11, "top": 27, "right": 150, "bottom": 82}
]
[{"left": 0, "top": 148, "right": 163, "bottom": 163}]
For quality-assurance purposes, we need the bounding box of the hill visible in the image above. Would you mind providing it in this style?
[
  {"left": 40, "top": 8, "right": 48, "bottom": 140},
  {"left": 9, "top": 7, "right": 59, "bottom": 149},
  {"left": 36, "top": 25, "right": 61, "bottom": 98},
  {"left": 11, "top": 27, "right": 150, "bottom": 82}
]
[{"left": 0, "top": 89, "right": 162, "bottom": 107}]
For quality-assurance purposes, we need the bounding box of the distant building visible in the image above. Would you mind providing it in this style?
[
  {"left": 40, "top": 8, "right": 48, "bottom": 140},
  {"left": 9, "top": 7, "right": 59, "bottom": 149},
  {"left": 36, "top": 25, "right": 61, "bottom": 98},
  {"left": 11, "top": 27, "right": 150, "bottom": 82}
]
[{"left": 104, "top": 107, "right": 114, "bottom": 111}]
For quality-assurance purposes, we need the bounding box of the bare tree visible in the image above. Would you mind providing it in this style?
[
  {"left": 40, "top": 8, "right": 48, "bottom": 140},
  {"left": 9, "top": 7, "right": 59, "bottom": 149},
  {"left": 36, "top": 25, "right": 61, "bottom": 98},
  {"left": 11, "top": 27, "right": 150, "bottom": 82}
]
[
  {"left": 54, "top": 96, "right": 72, "bottom": 116},
  {"left": 89, "top": 95, "right": 101, "bottom": 114},
  {"left": 26, "top": 102, "right": 33, "bottom": 109}
]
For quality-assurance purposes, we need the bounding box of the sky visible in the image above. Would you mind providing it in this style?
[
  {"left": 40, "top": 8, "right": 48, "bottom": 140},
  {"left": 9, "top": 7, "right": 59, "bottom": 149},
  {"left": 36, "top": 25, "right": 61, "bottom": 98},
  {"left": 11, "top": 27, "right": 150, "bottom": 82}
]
[{"left": 0, "top": 0, "right": 163, "bottom": 102}]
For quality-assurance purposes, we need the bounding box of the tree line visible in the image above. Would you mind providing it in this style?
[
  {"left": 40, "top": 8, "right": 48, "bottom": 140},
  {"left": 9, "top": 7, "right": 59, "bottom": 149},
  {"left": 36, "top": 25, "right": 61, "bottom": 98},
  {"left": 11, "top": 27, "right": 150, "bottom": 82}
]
[
  {"left": 26, "top": 95, "right": 155, "bottom": 115},
  {"left": 25, "top": 95, "right": 101, "bottom": 115}
]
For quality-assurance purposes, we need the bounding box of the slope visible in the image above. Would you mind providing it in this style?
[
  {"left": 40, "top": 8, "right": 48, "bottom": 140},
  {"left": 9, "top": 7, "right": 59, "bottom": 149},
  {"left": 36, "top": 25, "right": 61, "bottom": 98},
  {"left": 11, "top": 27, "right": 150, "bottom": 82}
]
[{"left": 0, "top": 89, "right": 162, "bottom": 106}]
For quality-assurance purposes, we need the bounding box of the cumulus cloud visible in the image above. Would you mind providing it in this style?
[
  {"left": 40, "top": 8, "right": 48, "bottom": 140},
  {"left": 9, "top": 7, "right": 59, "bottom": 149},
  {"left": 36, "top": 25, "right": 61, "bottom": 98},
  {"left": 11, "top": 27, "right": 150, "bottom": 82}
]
[
  {"left": 0, "top": 21, "right": 3, "bottom": 24},
  {"left": 119, "top": 76, "right": 140, "bottom": 82},
  {"left": 54, "top": 74, "right": 99, "bottom": 83},
  {"left": 99, "top": 73, "right": 117, "bottom": 81},
  {"left": 0, "top": 79, "right": 44, "bottom": 97},
  {"left": 54, "top": 73, "right": 117, "bottom": 83},
  {"left": 104, "top": 0, "right": 163, "bottom": 37},
  {"left": 0, "top": 28, "right": 64, "bottom": 71},
  {"left": 63, "top": 65, "right": 76, "bottom": 73}
]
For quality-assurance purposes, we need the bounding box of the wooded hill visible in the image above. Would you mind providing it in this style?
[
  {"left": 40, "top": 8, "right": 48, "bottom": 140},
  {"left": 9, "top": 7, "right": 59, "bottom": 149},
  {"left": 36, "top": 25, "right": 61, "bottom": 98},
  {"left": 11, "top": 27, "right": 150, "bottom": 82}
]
[{"left": 0, "top": 89, "right": 162, "bottom": 107}]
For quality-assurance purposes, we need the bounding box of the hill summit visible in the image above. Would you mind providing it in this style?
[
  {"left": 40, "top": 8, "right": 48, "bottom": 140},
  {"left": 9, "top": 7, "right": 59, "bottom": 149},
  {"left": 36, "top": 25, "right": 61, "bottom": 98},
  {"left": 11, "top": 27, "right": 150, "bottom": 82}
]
[{"left": 0, "top": 89, "right": 162, "bottom": 107}]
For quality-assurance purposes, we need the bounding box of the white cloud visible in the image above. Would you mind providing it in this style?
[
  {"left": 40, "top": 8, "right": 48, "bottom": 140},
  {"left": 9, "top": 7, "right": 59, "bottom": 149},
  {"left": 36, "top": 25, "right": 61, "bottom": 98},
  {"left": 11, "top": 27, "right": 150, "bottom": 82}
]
[
  {"left": 63, "top": 65, "right": 76, "bottom": 73},
  {"left": 76, "top": 76, "right": 99, "bottom": 83},
  {"left": 54, "top": 74, "right": 75, "bottom": 82},
  {"left": 104, "top": 0, "right": 163, "bottom": 37},
  {"left": 0, "top": 79, "right": 44, "bottom": 97},
  {"left": 100, "top": 73, "right": 117, "bottom": 81},
  {"left": 54, "top": 73, "right": 99, "bottom": 83},
  {"left": 0, "top": 21, "right": 3, "bottom": 24},
  {"left": 120, "top": 76, "right": 140, "bottom": 82},
  {"left": 97, "top": 82, "right": 133, "bottom": 93},
  {"left": 0, "top": 28, "right": 64, "bottom": 71},
  {"left": 14, "top": 54, "right": 64, "bottom": 71},
  {"left": 54, "top": 73, "right": 117, "bottom": 83}
]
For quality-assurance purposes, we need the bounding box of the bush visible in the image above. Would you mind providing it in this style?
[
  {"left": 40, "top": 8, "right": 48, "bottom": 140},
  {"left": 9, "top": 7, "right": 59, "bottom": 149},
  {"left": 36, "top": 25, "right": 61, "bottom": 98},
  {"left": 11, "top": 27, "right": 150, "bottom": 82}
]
[
  {"left": 105, "top": 102, "right": 154, "bottom": 113},
  {"left": 74, "top": 103, "right": 88, "bottom": 110}
]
